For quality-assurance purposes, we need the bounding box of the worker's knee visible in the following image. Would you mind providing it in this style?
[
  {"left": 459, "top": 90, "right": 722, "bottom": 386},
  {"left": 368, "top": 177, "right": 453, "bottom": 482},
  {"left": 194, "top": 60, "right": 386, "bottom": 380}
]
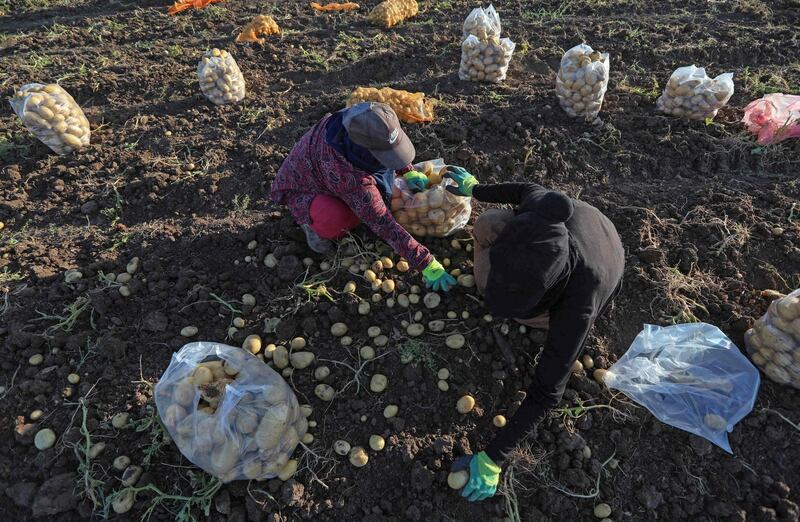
[
  {"left": 472, "top": 208, "right": 515, "bottom": 246},
  {"left": 309, "top": 194, "right": 361, "bottom": 239}
]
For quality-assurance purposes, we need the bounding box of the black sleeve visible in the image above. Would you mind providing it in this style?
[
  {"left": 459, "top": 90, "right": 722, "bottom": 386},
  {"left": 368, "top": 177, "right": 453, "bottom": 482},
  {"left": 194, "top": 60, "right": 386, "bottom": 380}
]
[
  {"left": 471, "top": 183, "right": 548, "bottom": 205},
  {"left": 484, "top": 292, "right": 599, "bottom": 463}
]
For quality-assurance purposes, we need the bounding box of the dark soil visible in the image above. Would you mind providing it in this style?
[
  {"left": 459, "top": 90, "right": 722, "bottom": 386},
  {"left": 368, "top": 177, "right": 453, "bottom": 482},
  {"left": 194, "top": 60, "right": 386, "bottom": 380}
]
[{"left": 1, "top": 0, "right": 799, "bottom": 520}]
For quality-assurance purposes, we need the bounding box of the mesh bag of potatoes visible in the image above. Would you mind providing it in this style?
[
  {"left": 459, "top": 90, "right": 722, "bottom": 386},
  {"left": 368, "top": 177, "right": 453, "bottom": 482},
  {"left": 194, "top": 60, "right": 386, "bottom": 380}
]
[
  {"left": 347, "top": 87, "right": 434, "bottom": 123},
  {"left": 155, "top": 342, "right": 306, "bottom": 482},
  {"left": 9, "top": 83, "right": 90, "bottom": 155},
  {"left": 458, "top": 5, "right": 515, "bottom": 83},
  {"left": 656, "top": 65, "right": 734, "bottom": 121},
  {"left": 367, "top": 0, "right": 417, "bottom": 28},
  {"left": 744, "top": 289, "right": 800, "bottom": 388},
  {"left": 197, "top": 49, "right": 246, "bottom": 106},
  {"left": 555, "top": 44, "right": 609, "bottom": 121},
  {"left": 391, "top": 159, "right": 471, "bottom": 238}
]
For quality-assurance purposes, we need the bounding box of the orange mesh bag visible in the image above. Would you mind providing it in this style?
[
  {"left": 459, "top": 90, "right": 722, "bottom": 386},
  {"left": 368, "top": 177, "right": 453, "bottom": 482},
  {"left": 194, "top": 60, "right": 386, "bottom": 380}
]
[
  {"left": 367, "top": 0, "right": 417, "bottom": 28},
  {"left": 347, "top": 87, "right": 434, "bottom": 123},
  {"left": 168, "top": 0, "right": 223, "bottom": 15},
  {"left": 236, "top": 15, "right": 281, "bottom": 45},
  {"left": 310, "top": 2, "right": 359, "bottom": 11}
]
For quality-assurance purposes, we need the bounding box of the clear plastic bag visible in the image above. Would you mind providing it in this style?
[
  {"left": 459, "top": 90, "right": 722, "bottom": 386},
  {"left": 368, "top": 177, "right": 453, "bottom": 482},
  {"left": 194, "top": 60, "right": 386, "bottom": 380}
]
[
  {"left": 656, "top": 65, "right": 734, "bottom": 121},
  {"left": 9, "top": 83, "right": 90, "bottom": 155},
  {"left": 458, "top": 4, "right": 514, "bottom": 83},
  {"left": 555, "top": 44, "right": 609, "bottom": 121},
  {"left": 744, "top": 289, "right": 800, "bottom": 388},
  {"left": 347, "top": 87, "right": 434, "bottom": 123},
  {"left": 197, "top": 49, "right": 246, "bottom": 106},
  {"left": 155, "top": 342, "right": 307, "bottom": 482},
  {"left": 742, "top": 94, "right": 800, "bottom": 145},
  {"left": 367, "top": 0, "right": 418, "bottom": 28},
  {"left": 391, "top": 159, "right": 471, "bottom": 237},
  {"left": 462, "top": 4, "right": 501, "bottom": 40},
  {"left": 604, "top": 323, "right": 760, "bottom": 453}
]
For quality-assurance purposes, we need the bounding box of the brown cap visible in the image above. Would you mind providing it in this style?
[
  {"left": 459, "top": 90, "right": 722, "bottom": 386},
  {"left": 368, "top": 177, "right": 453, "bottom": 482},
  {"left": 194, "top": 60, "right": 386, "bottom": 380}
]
[{"left": 343, "top": 102, "right": 415, "bottom": 170}]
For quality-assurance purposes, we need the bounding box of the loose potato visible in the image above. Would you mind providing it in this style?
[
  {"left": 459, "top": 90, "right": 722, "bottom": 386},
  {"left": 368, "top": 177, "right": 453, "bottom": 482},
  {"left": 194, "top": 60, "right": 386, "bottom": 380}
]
[
  {"left": 370, "top": 374, "right": 388, "bottom": 392},
  {"left": 290, "top": 351, "right": 315, "bottom": 369},
  {"left": 349, "top": 446, "right": 369, "bottom": 467},
  {"left": 448, "top": 470, "right": 469, "bottom": 490},
  {"left": 457, "top": 395, "right": 476, "bottom": 414}
]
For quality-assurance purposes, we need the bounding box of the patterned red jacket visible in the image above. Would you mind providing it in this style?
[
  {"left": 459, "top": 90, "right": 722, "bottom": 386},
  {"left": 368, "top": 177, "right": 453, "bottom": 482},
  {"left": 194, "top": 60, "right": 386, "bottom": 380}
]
[{"left": 271, "top": 115, "right": 433, "bottom": 271}]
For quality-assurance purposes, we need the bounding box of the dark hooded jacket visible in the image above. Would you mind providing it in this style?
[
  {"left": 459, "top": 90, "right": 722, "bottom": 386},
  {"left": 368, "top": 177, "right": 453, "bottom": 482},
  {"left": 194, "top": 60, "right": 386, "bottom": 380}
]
[{"left": 470, "top": 183, "right": 625, "bottom": 462}]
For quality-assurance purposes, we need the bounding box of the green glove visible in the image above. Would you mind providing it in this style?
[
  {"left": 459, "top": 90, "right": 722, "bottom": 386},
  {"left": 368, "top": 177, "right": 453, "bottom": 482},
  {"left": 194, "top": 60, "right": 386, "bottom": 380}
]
[
  {"left": 444, "top": 166, "right": 478, "bottom": 197},
  {"left": 461, "top": 452, "right": 500, "bottom": 502},
  {"left": 422, "top": 258, "right": 456, "bottom": 292},
  {"left": 403, "top": 171, "right": 429, "bottom": 193}
]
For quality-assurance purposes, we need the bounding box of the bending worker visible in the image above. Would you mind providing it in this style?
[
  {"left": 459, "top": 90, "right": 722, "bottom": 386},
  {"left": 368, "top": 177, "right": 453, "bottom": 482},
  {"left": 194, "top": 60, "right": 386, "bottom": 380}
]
[
  {"left": 270, "top": 102, "right": 455, "bottom": 291},
  {"left": 445, "top": 167, "right": 625, "bottom": 501}
]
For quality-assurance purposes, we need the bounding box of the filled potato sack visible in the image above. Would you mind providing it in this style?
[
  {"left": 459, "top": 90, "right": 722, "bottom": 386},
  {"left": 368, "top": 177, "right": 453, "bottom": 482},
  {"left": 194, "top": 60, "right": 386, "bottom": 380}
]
[
  {"left": 155, "top": 342, "right": 306, "bottom": 482},
  {"left": 391, "top": 159, "right": 471, "bottom": 238},
  {"left": 197, "top": 49, "right": 246, "bottom": 106},
  {"left": 346, "top": 87, "right": 434, "bottom": 123},
  {"left": 555, "top": 44, "right": 609, "bottom": 121},
  {"left": 656, "top": 65, "right": 734, "bottom": 121},
  {"left": 367, "top": 0, "right": 417, "bottom": 28},
  {"left": 9, "top": 83, "right": 91, "bottom": 155},
  {"left": 458, "top": 5, "right": 515, "bottom": 83},
  {"left": 744, "top": 289, "right": 800, "bottom": 389}
]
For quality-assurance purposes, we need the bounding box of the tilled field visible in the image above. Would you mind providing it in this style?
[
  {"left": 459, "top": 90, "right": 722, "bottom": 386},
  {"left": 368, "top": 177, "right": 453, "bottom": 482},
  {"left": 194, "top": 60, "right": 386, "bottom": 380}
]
[{"left": 1, "top": 0, "right": 799, "bottom": 520}]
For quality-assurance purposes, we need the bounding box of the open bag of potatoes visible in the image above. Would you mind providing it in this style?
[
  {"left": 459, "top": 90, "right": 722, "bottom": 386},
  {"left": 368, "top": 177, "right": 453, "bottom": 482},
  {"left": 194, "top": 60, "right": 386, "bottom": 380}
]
[
  {"left": 391, "top": 159, "right": 471, "bottom": 238},
  {"left": 555, "top": 44, "right": 610, "bottom": 121},
  {"left": 744, "top": 289, "right": 800, "bottom": 388},
  {"left": 10, "top": 83, "right": 90, "bottom": 154},
  {"left": 459, "top": 5, "right": 515, "bottom": 83},
  {"left": 347, "top": 87, "right": 434, "bottom": 123},
  {"left": 367, "top": 0, "right": 417, "bottom": 28},
  {"left": 197, "top": 48, "right": 246, "bottom": 106},
  {"left": 155, "top": 342, "right": 306, "bottom": 482},
  {"left": 656, "top": 65, "right": 734, "bottom": 120}
]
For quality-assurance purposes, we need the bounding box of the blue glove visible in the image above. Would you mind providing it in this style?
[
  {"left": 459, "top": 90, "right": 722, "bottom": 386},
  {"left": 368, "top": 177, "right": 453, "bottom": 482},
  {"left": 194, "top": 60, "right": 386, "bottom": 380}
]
[
  {"left": 451, "top": 452, "right": 501, "bottom": 502},
  {"left": 422, "top": 259, "right": 456, "bottom": 292},
  {"left": 403, "top": 171, "right": 429, "bottom": 193},
  {"left": 443, "top": 166, "right": 478, "bottom": 197}
]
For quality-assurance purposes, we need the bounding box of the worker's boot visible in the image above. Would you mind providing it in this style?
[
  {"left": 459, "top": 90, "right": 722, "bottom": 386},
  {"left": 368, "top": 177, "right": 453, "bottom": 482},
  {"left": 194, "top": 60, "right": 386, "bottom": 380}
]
[{"left": 302, "top": 224, "right": 333, "bottom": 254}]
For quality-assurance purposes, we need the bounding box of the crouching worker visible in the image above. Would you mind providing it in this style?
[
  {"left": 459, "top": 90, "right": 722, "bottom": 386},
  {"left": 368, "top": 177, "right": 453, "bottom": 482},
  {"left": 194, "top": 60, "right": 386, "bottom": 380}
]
[
  {"left": 270, "top": 102, "right": 456, "bottom": 291},
  {"left": 445, "top": 168, "right": 625, "bottom": 501}
]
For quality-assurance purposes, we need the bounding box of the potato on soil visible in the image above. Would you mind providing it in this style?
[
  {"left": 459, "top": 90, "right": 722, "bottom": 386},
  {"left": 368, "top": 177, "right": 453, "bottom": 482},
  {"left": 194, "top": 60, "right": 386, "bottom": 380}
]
[
  {"left": 456, "top": 395, "right": 475, "bottom": 414},
  {"left": 349, "top": 446, "right": 369, "bottom": 467},
  {"left": 290, "top": 351, "right": 315, "bottom": 369},
  {"left": 331, "top": 323, "right": 348, "bottom": 336},
  {"left": 315, "top": 383, "right": 335, "bottom": 401},
  {"left": 334, "top": 440, "right": 351, "bottom": 455},
  {"left": 370, "top": 374, "right": 388, "bottom": 392},
  {"left": 369, "top": 435, "right": 385, "bottom": 451},
  {"left": 448, "top": 470, "right": 469, "bottom": 490},
  {"left": 446, "top": 334, "right": 466, "bottom": 349}
]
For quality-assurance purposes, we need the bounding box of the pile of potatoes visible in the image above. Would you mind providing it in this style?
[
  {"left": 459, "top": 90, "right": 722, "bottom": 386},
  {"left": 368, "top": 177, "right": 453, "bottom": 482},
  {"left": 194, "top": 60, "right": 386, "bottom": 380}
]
[
  {"left": 10, "top": 83, "right": 90, "bottom": 154},
  {"left": 347, "top": 87, "right": 434, "bottom": 123},
  {"left": 744, "top": 290, "right": 800, "bottom": 388},
  {"left": 459, "top": 5, "right": 514, "bottom": 83},
  {"left": 197, "top": 49, "right": 246, "bottom": 106},
  {"left": 656, "top": 65, "right": 734, "bottom": 121},
  {"left": 156, "top": 343, "right": 305, "bottom": 482},
  {"left": 367, "top": 0, "right": 417, "bottom": 28},
  {"left": 391, "top": 161, "right": 471, "bottom": 237},
  {"left": 555, "top": 44, "right": 609, "bottom": 121}
]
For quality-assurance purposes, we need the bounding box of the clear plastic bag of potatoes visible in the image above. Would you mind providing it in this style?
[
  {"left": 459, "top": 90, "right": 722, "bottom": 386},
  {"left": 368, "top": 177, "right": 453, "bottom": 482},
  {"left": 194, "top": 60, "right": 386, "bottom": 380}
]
[
  {"left": 555, "top": 44, "right": 609, "bottom": 121},
  {"left": 391, "top": 159, "right": 471, "bottom": 238},
  {"left": 458, "top": 5, "right": 515, "bottom": 84},
  {"left": 744, "top": 289, "right": 800, "bottom": 388},
  {"left": 605, "top": 323, "right": 760, "bottom": 453},
  {"left": 462, "top": 4, "right": 501, "bottom": 40},
  {"left": 155, "top": 342, "right": 307, "bottom": 482},
  {"left": 656, "top": 65, "right": 734, "bottom": 121},
  {"left": 347, "top": 87, "right": 434, "bottom": 123},
  {"left": 9, "top": 83, "right": 90, "bottom": 155},
  {"left": 197, "top": 49, "right": 246, "bottom": 106},
  {"left": 367, "top": 0, "right": 418, "bottom": 28}
]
